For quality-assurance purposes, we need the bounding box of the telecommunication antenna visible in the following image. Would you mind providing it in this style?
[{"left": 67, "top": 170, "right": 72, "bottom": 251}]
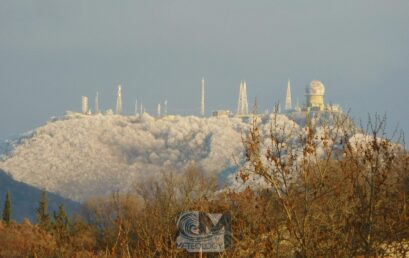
[
  {"left": 157, "top": 103, "right": 161, "bottom": 117},
  {"left": 285, "top": 79, "right": 292, "bottom": 110},
  {"left": 116, "top": 85, "right": 123, "bottom": 114},
  {"left": 164, "top": 100, "right": 168, "bottom": 116},
  {"left": 201, "top": 77, "right": 205, "bottom": 116},
  {"left": 95, "top": 92, "right": 100, "bottom": 114}
]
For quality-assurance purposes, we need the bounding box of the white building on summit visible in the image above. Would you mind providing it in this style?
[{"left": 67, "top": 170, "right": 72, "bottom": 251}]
[
  {"left": 82, "top": 96, "right": 90, "bottom": 115},
  {"left": 303, "top": 80, "right": 342, "bottom": 112},
  {"left": 305, "top": 80, "right": 326, "bottom": 111},
  {"left": 283, "top": 80, "right": 342, "bottom": 114}
]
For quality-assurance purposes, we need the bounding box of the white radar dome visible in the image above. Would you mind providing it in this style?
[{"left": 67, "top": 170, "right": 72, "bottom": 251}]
[{"left": 306, "top": 80, "right": 325, "bottom": 95}]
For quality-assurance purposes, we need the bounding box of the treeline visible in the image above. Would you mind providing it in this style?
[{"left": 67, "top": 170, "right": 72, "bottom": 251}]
[
  {"left": 0, "top": 114, "right": 408, "bottom": 257},
  {"left": 0, "top": 191, "right": 90, "bottom": 257}
]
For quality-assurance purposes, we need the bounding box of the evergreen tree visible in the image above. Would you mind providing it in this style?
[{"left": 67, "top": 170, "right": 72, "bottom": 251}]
[
  {"left": 2, "top": 192, "right": 11, "bottom": 224},
  {"left": 37, "top": 190, "right": 51, "bottom": 229},
  {"left": 54, "top": 204, "right": 69, "bottom": 230},
  {"left": 54, "top": 204, "right": 70, "bottom": 242}
]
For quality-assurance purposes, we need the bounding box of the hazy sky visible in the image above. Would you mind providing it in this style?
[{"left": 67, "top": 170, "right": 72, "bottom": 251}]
[{"left": 0, "top": 0, "right": 408, "bottom": 139}]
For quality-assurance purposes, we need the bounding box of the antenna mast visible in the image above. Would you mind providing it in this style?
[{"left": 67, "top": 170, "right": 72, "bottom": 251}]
[
  {"left": 116, "top": 85, "right": 123, "bottom": 114},
  {"left": 285, "top": 79, "right": 292, "bottom": 110},
  {"left": 95, "top": 92, "right": 100, "bottom": 114},
  {"left": 157, "top": 103, "right": 161, "bottom": 117},
  {"left": 243, "top": 81, "right": 249, "bottom": 114},
  {"left": 201, "top": 77, "right": 205, "bottom": 116},
  {"left": 237, "top": 81, "right": 243, "bottom": 115},
  {"left": 237, "top": 81, "right": 249, "bottom": 115}
]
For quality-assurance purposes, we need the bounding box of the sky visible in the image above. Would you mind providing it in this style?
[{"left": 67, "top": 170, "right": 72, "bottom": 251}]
[{"left": 0, "top": 0, "right": 408, "bottom": 139}]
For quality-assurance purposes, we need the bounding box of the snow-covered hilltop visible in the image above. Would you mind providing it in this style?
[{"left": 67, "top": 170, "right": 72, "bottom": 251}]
[{"left": 0, "top": 112, "right": 301, "bottom": 202}]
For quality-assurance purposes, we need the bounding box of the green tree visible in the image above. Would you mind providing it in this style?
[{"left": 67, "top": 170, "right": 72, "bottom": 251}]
[
  {"left": 54, "top": 204, "right": 69, "bottom": 231},
  {"left": 54, "top": 204, "right": 70, "bottom": 244},
  {"left": 37, "top": 190, "right": 51, "bottom": 229},
  {"left": 2, "top": 192, "right": 11, "bottom": 224}
]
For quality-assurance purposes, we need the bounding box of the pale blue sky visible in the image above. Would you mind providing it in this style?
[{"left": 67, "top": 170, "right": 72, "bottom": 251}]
[{"left": 0, "top": 0, "right": 408, "bottom": 138}]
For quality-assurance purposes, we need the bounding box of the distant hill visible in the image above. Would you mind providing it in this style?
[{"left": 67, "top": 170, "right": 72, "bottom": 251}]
[{"left": 0, "top": 169, "right": 81, "bottom": 223}]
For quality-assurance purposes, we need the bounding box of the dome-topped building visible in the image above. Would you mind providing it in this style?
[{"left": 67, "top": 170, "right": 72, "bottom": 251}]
[
  {"left": 283, "top": 79, "right": 342, "bottom": 114},
  {"left": 306, "top": 80, "right": 325, "bottom": 96},
  {"left": 306, "top": 80, "right": 326, "bottom": 111}
]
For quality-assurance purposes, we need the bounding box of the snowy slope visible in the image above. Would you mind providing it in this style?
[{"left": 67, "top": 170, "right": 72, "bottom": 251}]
[
  {"left": 0, "top": 112, "right": 300, "bottom": 202},
  {"left": 0, "top": 131, "right": 35, "bottom": 158}
]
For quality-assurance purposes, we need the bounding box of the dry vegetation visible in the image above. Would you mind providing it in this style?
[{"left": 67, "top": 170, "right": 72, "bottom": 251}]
[{"left": 0, "top": 114, "right": 408, "bottom": 257}]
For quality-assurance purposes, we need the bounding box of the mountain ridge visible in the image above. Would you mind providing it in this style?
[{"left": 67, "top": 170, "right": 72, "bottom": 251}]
[{"left": 0, "top": 169, "right": 81, "bottom": 222}]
